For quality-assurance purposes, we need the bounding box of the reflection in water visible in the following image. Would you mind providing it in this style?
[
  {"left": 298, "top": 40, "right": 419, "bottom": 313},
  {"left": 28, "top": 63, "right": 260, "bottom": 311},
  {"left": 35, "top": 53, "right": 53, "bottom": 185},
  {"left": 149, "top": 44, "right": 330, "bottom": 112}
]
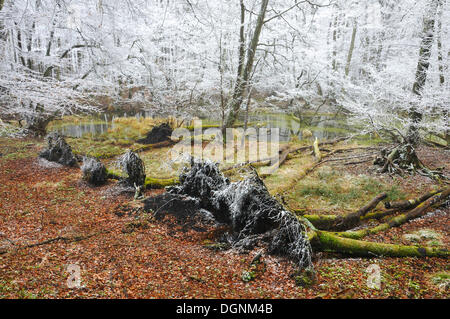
[
  {"left": 55, "top": 111, "right": 352, "bottom": 142},
  {"left": 57, "top": 122, "right": 111, "bottom": 138}
]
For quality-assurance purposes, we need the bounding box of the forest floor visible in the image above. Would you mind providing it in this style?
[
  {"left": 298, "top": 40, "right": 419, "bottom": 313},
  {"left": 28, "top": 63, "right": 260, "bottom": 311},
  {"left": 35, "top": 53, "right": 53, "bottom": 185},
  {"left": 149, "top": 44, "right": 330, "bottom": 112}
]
[{"left": 0, "top": 133, "right": 449, "bottom": 299}]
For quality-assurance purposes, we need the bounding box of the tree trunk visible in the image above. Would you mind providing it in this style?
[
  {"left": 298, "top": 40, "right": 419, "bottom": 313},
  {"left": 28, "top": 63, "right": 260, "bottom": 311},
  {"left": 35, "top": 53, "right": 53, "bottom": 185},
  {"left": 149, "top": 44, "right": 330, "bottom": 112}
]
[
  {"left": 223, "top": 0, "right": 269, "bottom": 130},
  {"left": 344, "top": 20, "right": 357, "bottom": 77},
  {"left": 407, "top": 0, "right": 439, "bottom": 145},
  {"left": 436, "top": 0, "right": 444, "bottom": 85}
]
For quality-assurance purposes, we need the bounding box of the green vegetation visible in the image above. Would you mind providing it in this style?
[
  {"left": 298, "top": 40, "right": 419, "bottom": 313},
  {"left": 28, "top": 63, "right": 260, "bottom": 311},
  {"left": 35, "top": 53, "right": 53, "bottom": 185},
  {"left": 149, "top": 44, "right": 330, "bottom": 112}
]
[{"left": 283, "top": 166, "right": 405, "bottom": 213}]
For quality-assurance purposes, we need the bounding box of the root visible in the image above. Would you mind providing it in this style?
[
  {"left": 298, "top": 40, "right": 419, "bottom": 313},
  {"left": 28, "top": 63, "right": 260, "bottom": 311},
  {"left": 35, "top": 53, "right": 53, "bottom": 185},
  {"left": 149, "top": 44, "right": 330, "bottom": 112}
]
[{"left": 374, "top": 143, "right": 447, "bottom": 181}]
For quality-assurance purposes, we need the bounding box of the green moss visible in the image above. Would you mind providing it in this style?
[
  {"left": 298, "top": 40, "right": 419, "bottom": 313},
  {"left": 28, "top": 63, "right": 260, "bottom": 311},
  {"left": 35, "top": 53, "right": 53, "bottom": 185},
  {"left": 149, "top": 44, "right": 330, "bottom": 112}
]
[
  {"left": 144, "top": 176, "right": 179, "bottom": 189},
  {"left": 294, "top": 268, "right": 316, "bottom": 287},
  {"left": 316, "top": 231, "right": 449, "bottom": 257}
]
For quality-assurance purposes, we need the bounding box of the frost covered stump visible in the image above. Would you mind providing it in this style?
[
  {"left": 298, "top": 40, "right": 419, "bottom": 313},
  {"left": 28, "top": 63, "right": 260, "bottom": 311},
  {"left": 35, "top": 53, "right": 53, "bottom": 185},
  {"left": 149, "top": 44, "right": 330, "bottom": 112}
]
[
  {"left": 81, "top": 157, "right": 108, "bottom": 186},
  {"left": 145, "top": 159, "right": 314, "bottom": 271},
  {"left": 117, "top": 150, "right": 146, "bottom": 187},
  {"left": 137, "top": 123, "right": 173, "bottom": 144},
  {"left": 39, "top": 132, "right": 77, "bottom": 167}
]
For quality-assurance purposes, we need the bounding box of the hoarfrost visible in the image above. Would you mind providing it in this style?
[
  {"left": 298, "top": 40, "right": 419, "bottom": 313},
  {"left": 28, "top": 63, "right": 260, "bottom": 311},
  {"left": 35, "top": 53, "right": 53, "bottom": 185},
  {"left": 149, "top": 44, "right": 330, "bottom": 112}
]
[{"left": 162, "top": 158, "right": 313, "bottom": 270}]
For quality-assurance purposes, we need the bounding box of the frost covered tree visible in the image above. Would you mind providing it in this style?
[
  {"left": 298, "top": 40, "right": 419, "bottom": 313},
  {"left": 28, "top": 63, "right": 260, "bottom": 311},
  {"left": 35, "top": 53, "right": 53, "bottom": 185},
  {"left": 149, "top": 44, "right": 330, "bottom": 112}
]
[
  {"left": 0, "top": 0, "right": 448, "bottom": 143},
  {"left": 0, "top": 0, "right": 100, "bottom": 135}
]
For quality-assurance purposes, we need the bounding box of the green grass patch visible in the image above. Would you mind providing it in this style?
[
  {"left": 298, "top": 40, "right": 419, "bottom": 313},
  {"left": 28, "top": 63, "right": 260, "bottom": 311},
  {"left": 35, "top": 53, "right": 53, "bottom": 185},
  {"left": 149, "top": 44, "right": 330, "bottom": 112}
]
[{"left": 281, "top": 166, "right": 406, "bottom": 213}]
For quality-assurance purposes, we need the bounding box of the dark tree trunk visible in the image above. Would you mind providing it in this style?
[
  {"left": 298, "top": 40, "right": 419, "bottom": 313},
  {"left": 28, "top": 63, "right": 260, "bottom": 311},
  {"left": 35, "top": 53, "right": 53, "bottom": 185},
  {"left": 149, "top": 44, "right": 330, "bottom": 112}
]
[{"left": 407, "top": 0, "right": 438, "bottom": 145}]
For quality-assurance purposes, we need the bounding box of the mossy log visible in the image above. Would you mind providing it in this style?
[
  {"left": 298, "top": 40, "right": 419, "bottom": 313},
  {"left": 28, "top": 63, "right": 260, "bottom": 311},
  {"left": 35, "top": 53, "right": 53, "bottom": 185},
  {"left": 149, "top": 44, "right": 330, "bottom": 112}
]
[
  {"left": 106, "top": 170, "right": 178, "bottom": 189},
  {"left": 222, "top": 144, "right": 290, "bottom": 174},
  {"left": 288, "top": 137, "right": 349, "bottom": 155},
  {"left": 384, "top": 189, "right": 441, "bottom": 210},
  {"left": 302, "top": 208, "right": 397, "bottom": 230},
  {"left": 333, "top": 188, "right": 450, "bottom": 239},
  {"left": 132, "top": 140, "right": 175, "bottom": 153},
  {"left": 298, "top": 188, "right": 446, "bottom": 231},
  {"left": 312, "top": 230, "right": 448, "bottom": 258},
  {"left": 144, "top": 176, "right": 179, "bottom": 189},
  {"left": 329, "top": 192, "right": 387, "bottom": 231}
]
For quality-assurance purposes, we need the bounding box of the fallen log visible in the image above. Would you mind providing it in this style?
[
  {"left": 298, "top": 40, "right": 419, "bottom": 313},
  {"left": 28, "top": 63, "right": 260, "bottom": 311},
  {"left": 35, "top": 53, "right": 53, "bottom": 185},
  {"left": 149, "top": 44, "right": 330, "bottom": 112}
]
[
  {"left": 106, "top": 169, "right": 178, "bottom": 189},
  {"left": 297, "top": 188, "right": 447, "bottom": 230},
  {"left": 312, "top": 230, "right": 448, "bottom": 258},
  {"left": 298, "top": 193, "right": 387, "bottom": 231},
  {"left": 259, "top": 146, "right": 292, "bottom": 177},
  {"left": 330, "top": 193, "right": 387, "bottom": 231},
  {"left": 287, "top": 136, "right": 349, "bottom": 155},
  {"left": 132, "top": 140, "right": 175, "bottom": 153},
  {"left": 145, "top": 176, "right": 179, "bottom": 189},
  {"left": 221, "top": 144, "right": 290, "bottom": 174},
  {"left": 334, "top": 188, "right": 450, "bottom": 239},
  {"left": 384, "top": 189, "right": 441, "bottom": 210}
]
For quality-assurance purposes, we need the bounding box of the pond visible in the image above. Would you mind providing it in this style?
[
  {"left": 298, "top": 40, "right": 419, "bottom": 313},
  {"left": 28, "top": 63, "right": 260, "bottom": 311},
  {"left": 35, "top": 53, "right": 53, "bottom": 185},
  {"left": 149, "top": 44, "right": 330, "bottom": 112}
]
[{"left": 53, "top": 110, "right": 356, "bottom": 142}]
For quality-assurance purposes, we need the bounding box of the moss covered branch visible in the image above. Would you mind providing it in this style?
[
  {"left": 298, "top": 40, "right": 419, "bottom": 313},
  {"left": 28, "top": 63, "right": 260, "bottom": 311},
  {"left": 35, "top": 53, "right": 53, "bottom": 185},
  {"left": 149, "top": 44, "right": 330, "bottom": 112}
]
[
  {"left": 333, "top": 188, "right": 450, "bottom": 239},
  {"left": 312, "top": 230, "right": 448, "bottom": 258}
]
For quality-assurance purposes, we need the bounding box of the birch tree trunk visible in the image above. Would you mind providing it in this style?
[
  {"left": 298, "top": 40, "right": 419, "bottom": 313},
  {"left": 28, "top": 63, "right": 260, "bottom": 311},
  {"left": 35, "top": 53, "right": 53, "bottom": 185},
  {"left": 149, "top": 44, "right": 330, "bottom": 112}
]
[
  {"left": 223, "top": 0, "right": 269, "bottom": 130},
  {"left": 344, "top": 20, "right": 357, "bottom": 77}
]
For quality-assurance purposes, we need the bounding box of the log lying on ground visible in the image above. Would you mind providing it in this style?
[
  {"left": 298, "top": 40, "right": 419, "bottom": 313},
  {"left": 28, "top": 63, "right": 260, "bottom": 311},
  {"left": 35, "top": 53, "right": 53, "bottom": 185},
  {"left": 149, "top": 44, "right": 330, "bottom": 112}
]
[
  {"left": 106, "top": 170, "right": 178, "bottom": 189},
  {"left": 329, "top": 193, "right": 387, "bottom": 231},
  {"left": 133, "top": 140, "right": 175, "bottom": 153},
  {"left": 258, "top": 145, "right": 292, "bottom": 177},
  {"left": 221, "top": 144, "right": 290, "bottom": 173},
  {"left": 384, "top": 189, "right": 441, "bottom": 210},
  {"left": 300, "top": 188, "right": 446, "bottom": 230},
  {"left": 301, "top": 208, "right": 396, "bottom": 230},
  {"left": 294, "top": 190, "right": 442, "bottom": 231},
  {"left": 334, "top": 188, "right": 450, "bottom": 239},
  {"left": 360, "top": 208, "right": 399, "bottom": 221},
  {"left": 222, "top": 137, "right": 349, "bottom": 175},
  {"left": 297, "top": 193, "right": 387, "bottom": 231},
  {"left": 312, "top": 230, "right": 448, "bottom": 258},
  {"left": 287, "top": 137, "right": 349, "bottom": 155},
  {"left": 145, "top": 176, "right": 179, "bottom": 189}
]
